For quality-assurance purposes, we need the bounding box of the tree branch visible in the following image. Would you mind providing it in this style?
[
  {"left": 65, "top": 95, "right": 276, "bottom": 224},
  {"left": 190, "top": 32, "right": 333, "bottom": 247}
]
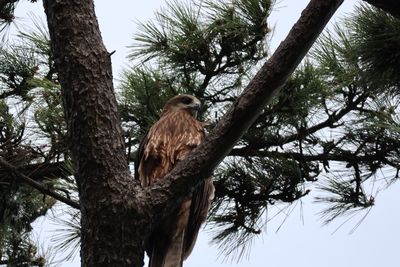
[
  {"left": 229, "top": 148, "right": 397, "bottom": 166},
  {"left": 230, "top": 93, "right": 368, "bottom": 154},
  {"left": 0, "top": 161, "right": 71, "bottom": 181},
  {"left": 147, "top": 0, "right": 344, "bottom": 214},
  {"left": 0, "top": 157, "right": 80, "bottom": 209},
  {"left": 0, "top": 258, "right": 45, "bottom": 267}
]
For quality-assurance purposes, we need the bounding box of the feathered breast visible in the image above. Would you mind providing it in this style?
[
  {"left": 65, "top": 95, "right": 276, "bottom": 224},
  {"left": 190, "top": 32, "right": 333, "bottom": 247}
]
[{"left": 137, "top": 110, "right": 205, "bottom": 186}]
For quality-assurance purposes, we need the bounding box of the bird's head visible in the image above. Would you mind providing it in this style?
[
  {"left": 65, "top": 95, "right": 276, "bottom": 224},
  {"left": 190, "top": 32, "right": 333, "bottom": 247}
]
[{"left": 162, "top": 94, "right": 202, "bottom": 118}]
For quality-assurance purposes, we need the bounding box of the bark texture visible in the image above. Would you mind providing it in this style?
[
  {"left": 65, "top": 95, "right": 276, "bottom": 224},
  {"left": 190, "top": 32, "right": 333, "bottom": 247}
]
[
  {"left": 42, "top": 0, "right": 343, "bottom": 266},
  {"left": 43, "top": 1, "right": 147, "bottom": 266}
]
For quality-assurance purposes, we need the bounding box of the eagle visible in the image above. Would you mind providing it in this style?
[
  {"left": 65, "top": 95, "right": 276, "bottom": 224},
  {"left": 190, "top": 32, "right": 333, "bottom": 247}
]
[{"left": 135, "top": 94, "right": 214, "bottom": 267}]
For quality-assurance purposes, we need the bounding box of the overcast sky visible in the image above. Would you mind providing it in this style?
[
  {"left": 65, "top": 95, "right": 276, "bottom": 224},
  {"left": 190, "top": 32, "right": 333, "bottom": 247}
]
[{"left": 11, "top": 1, "right": 400, "bottom": 266}]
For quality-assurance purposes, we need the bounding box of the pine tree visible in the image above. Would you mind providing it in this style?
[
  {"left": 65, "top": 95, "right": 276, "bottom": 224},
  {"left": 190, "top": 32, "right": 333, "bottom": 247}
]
[{"left": 0, "top": 0, "right": 398, "bottom": 266}]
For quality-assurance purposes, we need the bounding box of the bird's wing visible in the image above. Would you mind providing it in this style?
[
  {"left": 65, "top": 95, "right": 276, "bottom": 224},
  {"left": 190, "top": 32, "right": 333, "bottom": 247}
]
[
  {"left": 138, "top": 111, "right": 212, "bottom": 267},
  {"left": 134, "top": 130, "right": 148, "bottom": 181},
  {"left": 183, "top": 177, "right": 214, "bottom": 259}
]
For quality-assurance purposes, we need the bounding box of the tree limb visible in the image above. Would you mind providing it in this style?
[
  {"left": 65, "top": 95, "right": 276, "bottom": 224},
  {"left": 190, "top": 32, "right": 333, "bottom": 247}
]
[
  {"left": 0, "top": 161, "right": 71, "bottom": 180},
  {"left": 229, "top": 148, "right": 397, "bottom": 165},
  {"left": 230, "top": 92, "right": 368, "bottom": 154},
  {"left": 0, "top": 258, "right": 45, "bottom": 267},
  {"left": 0, "top": 157, "right": 80, "bottom": 209}
]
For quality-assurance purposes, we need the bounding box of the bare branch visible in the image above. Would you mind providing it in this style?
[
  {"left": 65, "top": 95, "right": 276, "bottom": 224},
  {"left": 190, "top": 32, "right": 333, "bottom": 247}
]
[{"left": 0, "top": 157, "right": 80, "bottom": 209}]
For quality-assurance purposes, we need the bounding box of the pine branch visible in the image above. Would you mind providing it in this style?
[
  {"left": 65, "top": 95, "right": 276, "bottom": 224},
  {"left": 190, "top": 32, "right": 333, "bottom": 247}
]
[
  {"left": 0, "top": 0, "right": 17, "bottom": 23},
  {"left": 361, "top": 0, "right": 400, "bottom": 19},
  {"left": 0, "top": 156, "right": 80, "bottom": 209},
  {"left": 230, "top": 147, "right": 399, "bottom": 168},
  {"left": 10, "top": 161, "right": 70, "bottom": 180},
  {"left": 230, "top": 92, "right": 367, "bottom": 154},
  {"left": 0, "top": 258, "right": 45, "bottom": 267}
]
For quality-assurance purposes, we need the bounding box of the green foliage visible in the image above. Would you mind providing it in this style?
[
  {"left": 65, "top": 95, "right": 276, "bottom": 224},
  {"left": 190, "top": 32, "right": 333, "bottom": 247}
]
[
  {"left": 119, "top": 66, "right": 186, "bottom": 139},
  {"left": 0, "top": 17, "right": 72, "bottom": 266},
  {"left": 315, "top": 175, "right": 374, "bottom": 225},
  {"left": 131, "top": 0, "right": 271, "bottom": 72},
  {"left": 1, "top": 1, "right": 39, "bottom": 39},
  {"left": 122, "top": 0, "right": 273, "bottom": 146},
  {"left": 0, "top": 185, "right": 54, "bottom": 267},
  {"left": 33, "top": 85, "right": 67, "bottom": 159},
  {"left": 210, "top": 156, "right": 304, "bottom": 247},
  {"left": 0, "top": 99, "right": 30, "bottom": 166},
  {"left": 18, "top": 16, "right": 52, "bottom": 60},
  {"left": 351, "top": 5, "right": 400, "bottom": 87},
  {"left": 0, "top": 43, "right": 39, "bottom": 101},
  {"left": 50, "top": 208, "right": 80, "bottom": 262},
  {"left": 0, "top": 0, "right": 16, "bottom": 35}
]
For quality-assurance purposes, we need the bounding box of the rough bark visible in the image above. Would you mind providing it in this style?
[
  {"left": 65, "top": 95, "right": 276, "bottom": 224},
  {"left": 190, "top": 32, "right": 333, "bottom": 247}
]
[
  {"left": 42, "top": 1, "right": 147, "bottom": 266},
  {"left": 362, "top": 0, "right": 400, "bottom": 18},
  {"left": 42, "top": 0, "right": 343, "bottom": 266}
]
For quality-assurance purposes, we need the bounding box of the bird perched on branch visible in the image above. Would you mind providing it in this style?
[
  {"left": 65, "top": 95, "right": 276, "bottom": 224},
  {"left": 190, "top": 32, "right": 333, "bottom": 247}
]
[{"left": 136, "top": 94, "right": 214, "bottom": 267}]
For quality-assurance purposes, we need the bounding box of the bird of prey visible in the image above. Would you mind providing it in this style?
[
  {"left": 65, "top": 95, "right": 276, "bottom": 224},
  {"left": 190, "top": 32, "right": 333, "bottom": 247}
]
[{"left": 136, "top": 94, "right": 214, "bottom": 267}]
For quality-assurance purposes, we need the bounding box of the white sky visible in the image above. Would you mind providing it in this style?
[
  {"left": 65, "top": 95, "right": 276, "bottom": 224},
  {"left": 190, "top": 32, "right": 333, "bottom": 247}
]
[{"left": 11, "top": 0, "right": 400, "bottom": 266}]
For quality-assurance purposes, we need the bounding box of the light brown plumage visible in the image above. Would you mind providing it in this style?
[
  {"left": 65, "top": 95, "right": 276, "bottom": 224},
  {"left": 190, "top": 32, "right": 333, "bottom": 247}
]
[{"left": 136, "top": 94, "right": 214, "bottom": 267}]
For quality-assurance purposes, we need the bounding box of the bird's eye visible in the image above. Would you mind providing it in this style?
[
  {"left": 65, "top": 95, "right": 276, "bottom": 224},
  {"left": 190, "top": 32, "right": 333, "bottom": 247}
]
[{"left": 181, "top": 97, "right": 192, "bottom": 105}]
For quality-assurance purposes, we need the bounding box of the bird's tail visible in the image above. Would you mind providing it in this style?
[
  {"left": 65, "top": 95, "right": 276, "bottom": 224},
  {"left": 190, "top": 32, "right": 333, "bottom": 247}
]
[
  {"left": 148, "top": 199, "right": 192, "bottom": 267},
  {"left": 148, "top": 229, "right": 185, "bottom": 267}
]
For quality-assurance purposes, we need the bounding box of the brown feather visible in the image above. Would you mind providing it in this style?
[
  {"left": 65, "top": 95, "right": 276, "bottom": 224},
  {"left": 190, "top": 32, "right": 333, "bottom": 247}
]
[{"left": 137, "top": 95, "right": 214, "bottom": 267}]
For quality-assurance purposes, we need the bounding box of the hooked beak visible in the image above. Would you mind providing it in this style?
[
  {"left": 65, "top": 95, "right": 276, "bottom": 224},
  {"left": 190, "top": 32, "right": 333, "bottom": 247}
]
[{"left": 190, "top": 99, "right": 201, "bottom": 118}]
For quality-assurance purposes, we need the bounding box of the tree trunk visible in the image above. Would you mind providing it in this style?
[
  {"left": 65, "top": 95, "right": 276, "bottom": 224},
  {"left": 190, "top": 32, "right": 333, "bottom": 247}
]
[
  {"left": 42, "top": 1, "right": 148, "bottom": 266},
  {"left": 42, "top": 0, "right": 343, "bottom": 266}
]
